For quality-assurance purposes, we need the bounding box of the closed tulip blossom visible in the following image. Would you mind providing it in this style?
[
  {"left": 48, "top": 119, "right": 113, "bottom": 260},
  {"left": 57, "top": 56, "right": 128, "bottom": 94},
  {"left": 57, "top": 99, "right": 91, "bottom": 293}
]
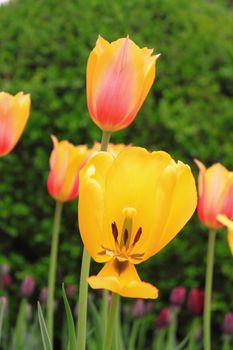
[
  {"left": 0, "top": 92, "right": 30, "bottom": 157},
  {"left": 78, "top": 147, "right": 197, "bottom": 298},
  {"left": 47, "top": 135, "right": 90, "bottom": 202},
  {"left": 170, "top": 287, "right": 186, "bottom": 307},
  {"left": 195, "top": 160, "right": 233, "bottom": 229},
  {"left": 187, "top": 288, "right": 204, "bottom": 316},
  {"left": 87, "top": 36, "right": 159, "bottom": 132}
]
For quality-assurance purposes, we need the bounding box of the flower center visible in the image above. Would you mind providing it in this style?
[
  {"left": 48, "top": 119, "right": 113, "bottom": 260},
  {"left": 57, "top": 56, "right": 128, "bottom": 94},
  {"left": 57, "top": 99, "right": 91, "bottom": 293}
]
[{"left": 98, "top": 206, "right": 144, "bottom": 262}]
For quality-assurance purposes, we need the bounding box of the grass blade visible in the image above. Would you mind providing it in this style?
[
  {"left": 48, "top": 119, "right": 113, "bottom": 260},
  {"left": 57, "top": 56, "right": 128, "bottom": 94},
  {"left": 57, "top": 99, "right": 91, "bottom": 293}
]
[
  {"left": 62, "top": 284, "right": 77, "bottom": 350},
  {"left": 38, "top": 302, "right": 52, "bottom": 350}
]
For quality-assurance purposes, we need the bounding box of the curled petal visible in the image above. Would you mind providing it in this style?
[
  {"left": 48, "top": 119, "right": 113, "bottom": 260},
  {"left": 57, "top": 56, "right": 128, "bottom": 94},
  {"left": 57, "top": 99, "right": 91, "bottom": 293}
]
[{"left": 88, "top": 258, "right": 158, "bottom": 299}]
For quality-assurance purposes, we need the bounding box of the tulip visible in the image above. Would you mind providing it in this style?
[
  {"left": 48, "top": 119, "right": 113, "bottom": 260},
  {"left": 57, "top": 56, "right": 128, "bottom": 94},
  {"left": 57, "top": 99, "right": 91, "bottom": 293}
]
[
  {"left": 195, "top": 160, "right": 233, "bottom": 229},
  {"left": 217, "top": 215, "right": 233, "bottom": 255},
  {"left": 187, "top": 288, "right": 204, "bottom": 316},
  {"left": 155, "top": 308, "right": 171, "bottom": 329},
  {"left": 20, "top": 275, "right": 35, "bottom": 298},
  {"left": 222, "top": 312, "right": 233, "bottom": 335},
  {"left": 47, "top": 135, "right": 90, "bottom": 202},
  {"left": 39, "top": 287, "right": 48, "bottom": 305},
  {"left": 170, "top": 287, "right": 186, "bottom": 307},
  {"left": 87, "top": 36, "right": 159, "bottom": 132},
  {"left": 0, "top": 92, "right": 30, "bottom": 156},
  {"left": 78, "top": 147, "right": 197, "bottom": 298}
]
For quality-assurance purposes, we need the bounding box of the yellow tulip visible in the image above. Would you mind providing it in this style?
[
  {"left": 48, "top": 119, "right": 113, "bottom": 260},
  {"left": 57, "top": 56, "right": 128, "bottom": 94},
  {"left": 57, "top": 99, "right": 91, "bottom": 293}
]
[
  {"left": 87, "top": 36, "right": 159, "bottom": 132},
  {"left": 47, "top": 136, "right": 90, "bottom": 202},
  {"left": 78, "top": 147, "right": 197, "bottom": 298},
  {"left": 217, "top": 215, "right": 233, "bottom": 255},
  {"left": 0, "top": 92, "right": 30, "bottom": 157}
]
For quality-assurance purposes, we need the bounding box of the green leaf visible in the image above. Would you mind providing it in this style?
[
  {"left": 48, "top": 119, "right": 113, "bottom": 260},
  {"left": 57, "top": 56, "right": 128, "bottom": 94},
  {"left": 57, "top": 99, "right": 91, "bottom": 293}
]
[
  {"left": 12, "top": 299, "right": 27, "bottom": 350},
  {"left": 62, "top": 283, "right": 77, "bottom": 350},
  {"left": 38, "top": 302, "right": 52, "bottom": 350}
]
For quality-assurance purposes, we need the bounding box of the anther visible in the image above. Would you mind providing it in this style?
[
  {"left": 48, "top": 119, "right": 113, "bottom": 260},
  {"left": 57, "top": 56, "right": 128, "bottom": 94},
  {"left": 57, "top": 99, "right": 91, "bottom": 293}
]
[
  {"left": 111, "top": 222, "right": 118, "bottom": 241},
  {"left": 132, "top": 227, "right": 142, "bottom": 245}
]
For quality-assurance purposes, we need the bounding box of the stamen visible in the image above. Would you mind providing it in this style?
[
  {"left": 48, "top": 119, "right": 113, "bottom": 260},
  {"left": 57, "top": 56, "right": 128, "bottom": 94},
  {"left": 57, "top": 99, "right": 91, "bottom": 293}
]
[
  {"left": 132, "top": 227, "right": 142, "bottom": 245},
  {"left": 111, "top": 222, "right": 118, "bottom": 241},
  {"left": 130, "top": 253, "right": 145, "bottom": 260}
]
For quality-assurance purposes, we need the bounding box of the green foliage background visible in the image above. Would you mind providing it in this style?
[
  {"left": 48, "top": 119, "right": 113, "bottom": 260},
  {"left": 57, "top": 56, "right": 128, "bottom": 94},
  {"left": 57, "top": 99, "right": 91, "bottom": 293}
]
[{"left": 0, "top": 0, "right": 232, "bottom": 344}]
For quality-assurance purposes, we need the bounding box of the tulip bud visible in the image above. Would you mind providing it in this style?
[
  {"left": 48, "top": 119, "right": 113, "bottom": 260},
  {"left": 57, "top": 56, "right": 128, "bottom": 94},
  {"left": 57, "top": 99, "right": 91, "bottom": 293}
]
[
  {"left": 132, "top": 299, "right": 146, "bottom": 318},
  {"left": 222, "top": 312, "right": 233, "bottom": 335},
  {"left": 20, "top": 275, "right": 35, "bottom": 298},
  {"left": 47, "top": 135, "right": 90, "bottom": 202},
  {"left": 1, "top": 273, "right": 12, "bottom": 289},
  {"left": 66, "top": 284, "right": 77, "bottom": 298},
  {"left": 187, "top": 288, "right": 204, "bottom": 316},
  {"left": 155, "top": 307, "right": 171, "bottom": 329},
  {"left": 195, "top": 160, "right": 233, "bottom": 229},
  {"left": 39, "top": 287, "right": 48, "bottom": 305},
  {"left": 0, "top": 92, "right": 30, "bottom": 157},
  {"left": 170, "top": 287, "right": 186, "bottom": 307},
  {"left": 87, "top": 36, "right": 159, "bottom": 132}
]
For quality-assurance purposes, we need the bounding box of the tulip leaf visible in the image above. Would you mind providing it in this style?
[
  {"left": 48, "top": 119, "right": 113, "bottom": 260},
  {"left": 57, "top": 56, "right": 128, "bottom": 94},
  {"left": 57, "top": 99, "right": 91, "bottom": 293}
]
[
  {"left": 38, "top": 302, "right": 52, "bottom": 350},
  {"left": 12, "top": 299, "right": 27, "bottom": 350},
  {"left": 62, "top": 283, "right": 77, "bottom": 350}
]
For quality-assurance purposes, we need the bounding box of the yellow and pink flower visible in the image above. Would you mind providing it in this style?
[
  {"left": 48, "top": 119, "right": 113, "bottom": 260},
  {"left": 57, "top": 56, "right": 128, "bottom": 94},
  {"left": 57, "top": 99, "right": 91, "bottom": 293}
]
[{"left": 0, "top": 92, "right": 30, "bottom": 157}]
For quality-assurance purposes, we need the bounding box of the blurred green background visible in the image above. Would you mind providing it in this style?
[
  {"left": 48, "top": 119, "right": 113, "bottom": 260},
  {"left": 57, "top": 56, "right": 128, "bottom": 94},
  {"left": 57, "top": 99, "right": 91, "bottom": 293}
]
[{"left": 0, "top": 0, "right": 232, "bottom": 346}]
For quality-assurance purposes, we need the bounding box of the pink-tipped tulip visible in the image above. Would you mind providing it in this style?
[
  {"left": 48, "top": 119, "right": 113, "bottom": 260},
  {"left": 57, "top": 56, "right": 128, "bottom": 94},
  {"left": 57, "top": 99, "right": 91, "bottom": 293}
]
[
  {"left": 195, "top": 160, "right": 233, "bottom": 229},
  {"left": 222, "top": 312, "right": 233, "bottom": 335},
  {"left": 87, "top": 36, "right": 159, "bottom": 132},
  {"left": 0, "top": 92, "right": 30, "bottom": 157},
  {"left": 47, "top": 136, "right": 90, "bottom": 202}
]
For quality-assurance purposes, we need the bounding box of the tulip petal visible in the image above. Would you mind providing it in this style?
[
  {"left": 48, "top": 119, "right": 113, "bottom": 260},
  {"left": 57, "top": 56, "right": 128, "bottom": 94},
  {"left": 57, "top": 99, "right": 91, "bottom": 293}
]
[
  {"left": 78, "top": 152, "right": 115, "bottom": 262},
  {"left": 217, "top": 214, "right": 233, "bottom": 255},
  {"left": 103, "top": 147, "right": 173, "bottom": 252},
  {"left": 88, "top": 258, "right": 158, "bottom": 299}
]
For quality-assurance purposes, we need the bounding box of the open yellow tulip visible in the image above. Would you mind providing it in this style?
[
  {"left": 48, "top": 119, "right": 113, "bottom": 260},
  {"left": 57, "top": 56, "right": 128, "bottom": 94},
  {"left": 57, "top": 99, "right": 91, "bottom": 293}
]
[{"left": 78, "top": 147, "right": 197, "bottom": 298}]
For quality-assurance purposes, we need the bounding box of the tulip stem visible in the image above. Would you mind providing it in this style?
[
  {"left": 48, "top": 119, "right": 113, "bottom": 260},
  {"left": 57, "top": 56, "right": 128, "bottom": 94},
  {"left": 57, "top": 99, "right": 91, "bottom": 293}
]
[
  {"left": 203, "top": 229, "right": 216, "bottom": 350},
  {"left": 103, "top": 293, "right": 120, "bottom": 350},
  {"left": 47, "top": 200, "right": 63, "bottom": 343},
  {"left": 76, "top": 247, "right": 91, "bottom": 350},
  {"left": 100, "top": 131, "right": 111, "bottom": 151},
  {"left": 167, "top": 308, "right": 178, "bottom": 350},
  {"left": 222, "top": 335, "right": 231, "bottom": 350},
  {"left": 76, "top": 130, "right": 111, "bottom": 350}
]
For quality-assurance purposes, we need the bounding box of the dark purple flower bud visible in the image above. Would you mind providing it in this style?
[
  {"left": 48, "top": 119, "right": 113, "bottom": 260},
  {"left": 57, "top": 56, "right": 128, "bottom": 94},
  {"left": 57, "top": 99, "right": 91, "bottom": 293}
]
[
  {"left": 132, "top": 299, "right": 146, "bottom": 318},
  {"left": 1, "top": 273, "right": 12, "bottom": 288},
  {"left": 0, "top": 296, "right": 8, "bottom": 313},
  {"left": 170, "top": 287, "right": 186, "bottom": 306},
  {"left": 66, "top": 284, "right": 77, "bottom": 298},
  {"left": 155, "top": 307, "right": 170, "bottom": 329},
  {"left": 39, "top": 287, "right": 48, "bottom": 305},
  {"left": 187, "top": 288, "right": 204, "bottom": 316},
  {"left": 222, "top": 312, "right": 233, "bottom": 335},
  {"left": 20, "top": 275, "right": 35, "bottom": 298}
]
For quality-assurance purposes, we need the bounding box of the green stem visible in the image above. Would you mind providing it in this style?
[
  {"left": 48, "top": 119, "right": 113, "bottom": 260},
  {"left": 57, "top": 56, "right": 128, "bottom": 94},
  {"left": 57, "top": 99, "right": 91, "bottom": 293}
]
[
  {"left": 76, "top": 130, "right": 111, "bottom": 350},
  {"left": 103, "top": 293, "right": 119, "bottom": 350},
  {"left": 47, "top": 200, "right": 63, "bottom": 342},
  {"left": 102, "top": 290, "right": 109, "bottom": 338},
  {"left": 100, "top": 131, "right": 111, "bottom": 151},
  {"left": 77, "top": 248, "right": 91, "bottom": 350},
  {"left": 128, "top": 319, "right": 140, "bottom": 350},
  {"left": 203, "top": 229, "right": 216, "bottom": 350},
  {"left": 153, "top": 329, "right": 166, "bottom": 350},
  {"left": 166, "top": 308, "right": 178, "bottom": 350},
  {"left": 187, "top": 318, "right": 199, "bottom": 350},
  {"left": 222, "top": 335, "right": 231, "bottom": 350}
]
